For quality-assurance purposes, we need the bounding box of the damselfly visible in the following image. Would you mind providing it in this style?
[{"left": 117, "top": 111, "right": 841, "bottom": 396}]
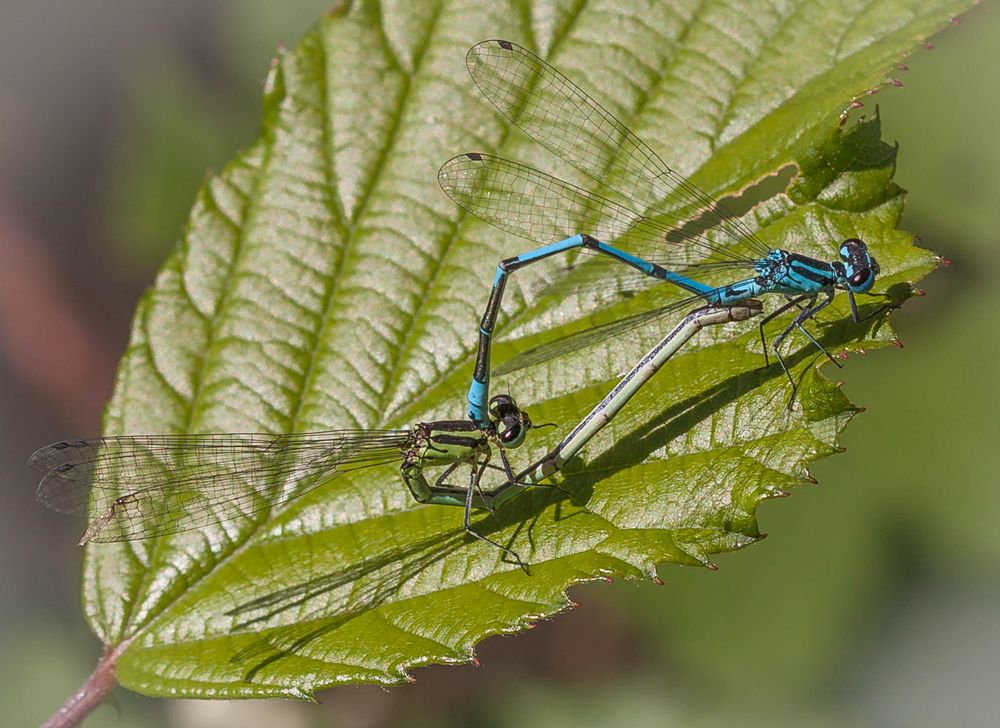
[
  {"left": 32, "top": 304, "right": 759, "bottom": 570},
  {"left": 440, "top": 40, "right": 883, "bottom": 426},
  {"left": 226, "top": 304, "right": 762, "bottom": 628},
  {"left": 33, "top": 41, "right": 792, "bottom": 569},
  {"left": 32, "top": 394, "right": 536, "bottom": 567}
]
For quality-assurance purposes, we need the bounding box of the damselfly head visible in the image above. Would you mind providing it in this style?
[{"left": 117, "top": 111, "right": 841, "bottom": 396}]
[
  {"left": 488, "top": 394, "right": 532, "bottom": 449},
  {"left": 839, "top": 238, "right": 878, "bottom": 293}
]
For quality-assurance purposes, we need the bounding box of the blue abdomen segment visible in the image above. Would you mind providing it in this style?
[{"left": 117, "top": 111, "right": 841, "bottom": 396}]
[
  {"left": 517, "top": 234, "right": 588, "bottom": 264},
  {"left": 467, "top": 235, "right": 590, "bottom": 426},
  {"left": 467, "top": 232, "right": 696, "bottom": 427},
  {"left": 592, "top": 240, "right": 718, "bottom": 297},
  {"left": 467, "top": 377, "right": 490, "bottom": 425},
  {"left": 715, "top": 277, "right": 767, "bottom": 304}
]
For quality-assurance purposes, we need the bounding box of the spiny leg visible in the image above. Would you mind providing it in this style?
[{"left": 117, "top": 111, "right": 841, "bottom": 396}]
[
  {"left": 496, "top": 445, "right": 570, "bottom": 497},
  {"left": 432, "top": 459, "right": 466, "bottom": 489},
  {"left": 792, "top": 292, "right": 839, "bottom": 368},
  {"left": 471, "top": 450, "right": 498, "bottom": 518},
  {"left": 482, "top": 461, "right": 568, "bottom": 494},
  {"left": 771, "top": 294, "right": 818, "bottom": 395},
  {"left": 772, "top": 292, "right": 840, "bottom": 406},
  {"left": 429, "top": 458, "right": 491, "bottom": 511},
  {"left": 498, "top": 446, "right": 516, "bottom": 482},
  {"left": 473, "top": 449, "right": 568, "bottom": 521},
  {"left": 463, "top": 458, "right": 528, "bottom": 572},
  {"left": 758, "top": 295, "right": 812, "bottom": 368}
]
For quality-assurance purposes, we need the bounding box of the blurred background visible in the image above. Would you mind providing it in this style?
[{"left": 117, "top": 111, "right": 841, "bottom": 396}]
[{"left": 1, "top": 2, "right": 997, "bottom": 726}]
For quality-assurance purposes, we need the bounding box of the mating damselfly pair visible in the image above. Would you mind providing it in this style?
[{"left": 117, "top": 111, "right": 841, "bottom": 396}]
[{"left": 31, "top": 40, "right": 884, "bottom": 569}]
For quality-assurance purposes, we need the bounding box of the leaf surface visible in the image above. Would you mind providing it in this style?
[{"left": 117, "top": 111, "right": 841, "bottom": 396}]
[{"left": 79, "top": 0, "right": 966, "bottom": 697}]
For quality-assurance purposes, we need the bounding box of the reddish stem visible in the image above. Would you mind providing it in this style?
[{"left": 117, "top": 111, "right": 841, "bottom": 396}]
[{"left": 42, "top": 644, "right": 121, "bottom": 728}]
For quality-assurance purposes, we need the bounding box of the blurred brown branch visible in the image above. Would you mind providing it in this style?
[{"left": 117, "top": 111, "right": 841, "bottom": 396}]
[{"left": 0, "top": 198, "right": 115, "bottom": 430}]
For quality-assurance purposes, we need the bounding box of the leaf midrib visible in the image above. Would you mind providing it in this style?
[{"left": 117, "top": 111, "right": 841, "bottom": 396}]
[
  {"left": 119, "top": 7, "right": 463, "bottom": 646},
  {"left": 121, "top": 152, "right": 273, "bottom": 640}
]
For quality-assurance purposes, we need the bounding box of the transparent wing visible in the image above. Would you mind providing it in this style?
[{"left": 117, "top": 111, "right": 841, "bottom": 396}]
[
  {"left": 31, "top": 430, "right": 412, "bottom": 543},
  {"left": 466, "top": 39, "right": 773, "bottom": 261},
  {"left": 439, "top": 153, "right": 756, "bottom": 270},
  {"left": 494, "top": 293, "right": 712, "bottom": 376}
]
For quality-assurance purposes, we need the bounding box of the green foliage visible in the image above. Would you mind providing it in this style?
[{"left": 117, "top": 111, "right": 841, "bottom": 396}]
[{"left": 84, "top": 0, "right": 963, "bottom": 699}]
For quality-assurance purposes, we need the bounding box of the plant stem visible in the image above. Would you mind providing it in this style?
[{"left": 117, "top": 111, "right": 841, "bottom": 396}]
[{"left": 42, "top": 643, "right": 121, "bottom": 728}]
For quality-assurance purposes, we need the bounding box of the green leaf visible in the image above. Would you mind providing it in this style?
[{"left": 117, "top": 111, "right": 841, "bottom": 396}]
[{"left": 80, "top": 0, "right": 966, "bottom": 699}]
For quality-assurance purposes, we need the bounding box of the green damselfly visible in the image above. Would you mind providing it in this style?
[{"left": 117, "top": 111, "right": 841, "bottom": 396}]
[{"left": 32, "top": 304, "right": 759, "bottom": 568}]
